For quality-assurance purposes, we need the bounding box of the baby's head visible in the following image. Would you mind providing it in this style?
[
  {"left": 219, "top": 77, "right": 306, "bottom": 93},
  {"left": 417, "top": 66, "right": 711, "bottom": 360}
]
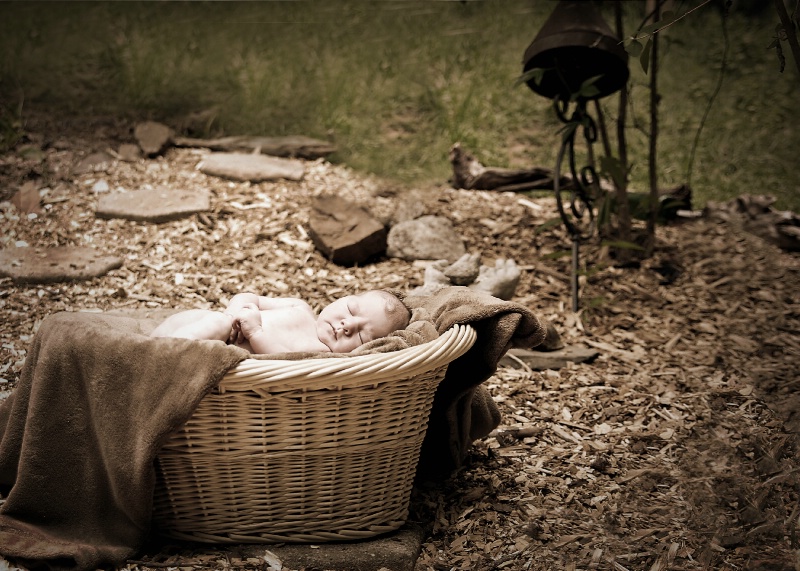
[{"left": 316, "top": 289, "right": 411, "bottom": 353}]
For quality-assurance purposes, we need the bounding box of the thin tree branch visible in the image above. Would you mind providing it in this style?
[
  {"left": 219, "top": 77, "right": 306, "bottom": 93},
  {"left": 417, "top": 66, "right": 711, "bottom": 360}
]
[
  {"left": 687, "top": 4, "right": 729, "bottom": 186},
  {"left": 774, "top": 0, "right": 800, "bottom": 76}
]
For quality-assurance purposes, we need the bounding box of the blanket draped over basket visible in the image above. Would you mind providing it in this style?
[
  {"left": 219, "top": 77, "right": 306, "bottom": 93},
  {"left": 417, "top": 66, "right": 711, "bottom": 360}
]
[{"left": 0, "top": 286, "right": 546, "bottom": 570}]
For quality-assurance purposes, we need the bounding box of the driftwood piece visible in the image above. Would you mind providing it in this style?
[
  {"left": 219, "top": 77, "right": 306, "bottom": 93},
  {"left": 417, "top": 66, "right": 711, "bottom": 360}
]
[
  {"left": 499, "top": 345, "right": 599, "bottom": 371},
  {"left": 449, "top": 142, "right": 573, "bottom": 192},
  {"left": 174, "top": 135, "right": 336, "bottom": 159}
]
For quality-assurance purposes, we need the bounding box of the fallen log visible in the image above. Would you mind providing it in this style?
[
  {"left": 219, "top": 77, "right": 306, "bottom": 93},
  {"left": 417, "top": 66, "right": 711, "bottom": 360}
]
[{"left": 174, "top": 135, "right": 336, "bottom": 159}]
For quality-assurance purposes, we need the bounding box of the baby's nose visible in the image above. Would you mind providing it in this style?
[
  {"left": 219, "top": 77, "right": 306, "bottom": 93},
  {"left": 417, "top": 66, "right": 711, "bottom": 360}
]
[{"left": 340, "top": 317, "right": 358, "bottom": 335}]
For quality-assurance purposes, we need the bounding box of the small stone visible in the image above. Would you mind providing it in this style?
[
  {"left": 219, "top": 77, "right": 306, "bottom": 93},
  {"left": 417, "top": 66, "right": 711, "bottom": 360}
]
[
  {"left": 443, "top": 252, "right": 481, "bottom": 285},
  {"left": 74, "top": 151, "right": 114, "bottom": 175},
  {"left": 134, "top": 121, "right": 174, "bottom": 156},
  {"left": 409, "top": 260, "right": 451, "bottom": 297},
  {"left": 468, "top": 258, "right": 521, "bottom": 300},
  {"left": 118, "top": 143, "right": 142, "bottom": 162}
]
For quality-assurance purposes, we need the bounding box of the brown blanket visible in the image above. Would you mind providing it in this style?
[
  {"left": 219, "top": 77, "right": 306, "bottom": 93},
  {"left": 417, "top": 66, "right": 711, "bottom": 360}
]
[
  {"left": 0, "top": 287, "right": 545, "bottom": 569},
  {"left": 403, "top": 287, "right": 547, "bottom": 480},
  {"left": 0, "top": 312, "right": 248, "bottom": 570}
]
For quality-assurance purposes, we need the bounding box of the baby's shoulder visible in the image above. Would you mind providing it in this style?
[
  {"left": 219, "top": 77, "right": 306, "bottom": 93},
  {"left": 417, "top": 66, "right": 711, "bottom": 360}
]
[{"left": 263, "top": 299, "right": 315, "bottom": 319}]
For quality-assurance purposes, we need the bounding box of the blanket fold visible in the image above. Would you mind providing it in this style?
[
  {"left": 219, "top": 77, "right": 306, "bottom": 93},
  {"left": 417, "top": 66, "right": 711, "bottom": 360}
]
[
  {"left": 0, "top": 312, "right": 248, "bottom": 570},
  {"left": 0, "top": 287, "right": 545, "bottom": 569},
  {"left": 403, "top": 287, "right": 547, "bottom": 480}
]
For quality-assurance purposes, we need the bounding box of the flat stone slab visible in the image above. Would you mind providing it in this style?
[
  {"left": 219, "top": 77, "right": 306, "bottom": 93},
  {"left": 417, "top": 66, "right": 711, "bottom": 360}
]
[
  {"left": 235, "top": 524, "right": 425, "bottom": 571},
  {"left": 95, "top": 187, "right": 210, "bottom": 223},
  {"left": 500, "top": 345, "right": 600, "bottom": 371},
  {"left": 198, "top": 152, "right": 305, "bottom": 182},
  {"left": 0, "top": 246, "right": 123, "bottom": 284}
]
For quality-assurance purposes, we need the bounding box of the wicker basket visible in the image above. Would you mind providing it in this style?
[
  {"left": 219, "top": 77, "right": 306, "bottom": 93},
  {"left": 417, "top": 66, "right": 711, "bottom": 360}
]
[{"left": 152, "top": 324, "right": 476, "bottom": 544}]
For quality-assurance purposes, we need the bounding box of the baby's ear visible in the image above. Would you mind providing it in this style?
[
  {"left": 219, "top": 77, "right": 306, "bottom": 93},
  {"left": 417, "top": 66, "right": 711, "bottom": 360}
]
[{"left": 381, "top": 288, "right": 406, "bottom": 302}]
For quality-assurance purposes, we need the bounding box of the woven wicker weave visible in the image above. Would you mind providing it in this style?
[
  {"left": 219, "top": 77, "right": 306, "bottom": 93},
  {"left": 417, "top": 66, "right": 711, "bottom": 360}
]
[{"left": 153, "top": 324, "right": 476, "bottom": 544}]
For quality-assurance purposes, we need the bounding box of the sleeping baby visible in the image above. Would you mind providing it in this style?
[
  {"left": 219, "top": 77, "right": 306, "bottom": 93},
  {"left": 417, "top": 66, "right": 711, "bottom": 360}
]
[{"left": 150, "top": 289, "right": 410, "bottom": 354}]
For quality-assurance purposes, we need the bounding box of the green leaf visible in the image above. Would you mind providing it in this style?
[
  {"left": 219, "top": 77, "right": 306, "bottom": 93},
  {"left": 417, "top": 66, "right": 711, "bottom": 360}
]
[
  {"left": 576, "top": 84, "right": 600, "bottom": 100},
  {"left": 600, "top": 240, "right": 646, "bottom": 252},
  {"left": 640, "top": 38, "right": 653, "bottom": 74},
  {"left": 625, "top": 38, "right": 643, "bottom": 57},
  {"left": 586, "top": 296, "right": 607, "bottom": 309},
  {"left": 542, "top": 249, "right": 572, "bottom": 260},
  {"left": 533, "top": 217, "right": 563, "bottom": 235},
  {"left": 514, "top": 67, "right": 547, "bottom": 88},
  {"left": 640, "top": 21, "right": 660, "bottom": 35},
  {"left": 575, "top": 74, "right": 603, "bottom": 99},
  {"left": 559, "top": 121, "right": 580, "bottom": 144}
]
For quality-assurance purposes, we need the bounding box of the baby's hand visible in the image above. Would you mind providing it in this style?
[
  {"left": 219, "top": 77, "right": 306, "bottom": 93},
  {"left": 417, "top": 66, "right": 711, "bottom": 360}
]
[
  {"left": 227, "top": 317, "right": 242, "bottom": 345},
  {"left": 232, "top": 303, "right": 263, "bottom": 341}
]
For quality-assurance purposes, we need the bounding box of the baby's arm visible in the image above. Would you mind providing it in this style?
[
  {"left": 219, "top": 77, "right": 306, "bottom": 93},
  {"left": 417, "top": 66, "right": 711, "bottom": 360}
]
[
  {"left": 225, "top": 293, "right": 308, "bottom": 315},
  {"left": 230, "top": 303, "right": 273, "bottom": 353}
]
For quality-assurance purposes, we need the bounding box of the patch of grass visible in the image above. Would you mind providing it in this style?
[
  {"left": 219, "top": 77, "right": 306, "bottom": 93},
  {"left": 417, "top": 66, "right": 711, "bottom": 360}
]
[
  {"left": 0, "top": 1, "right": 797, "bottom": 210},
  {"left": 612, "top": 3, "right": 799, "bottom": 211},
  {"left": 0, "top": 97, "right": 24, "bottom": 153}
]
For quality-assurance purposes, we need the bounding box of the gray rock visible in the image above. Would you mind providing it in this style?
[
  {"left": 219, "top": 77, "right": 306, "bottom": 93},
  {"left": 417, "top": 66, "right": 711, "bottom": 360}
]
[
  {"left": 134, "top": 121, "right": 174, "bottom": 156},
  {"left": 468, "top": 258, "right": 521, "bottom": 300},
  {"left": 0, "top": 246, "right": 123, "bottom": 284},
  {"left": 444, "top": 252, "right": 481, "bottom": 285},
  {"left": 74, "top": 151, "right": 114, "bottom": 175},
  {"left": 386, "top": 215, "right": 465, "bottom": 262},
  {"left": 118, "top": 143, "right": 142, "bottom": 162},
  {"left": 96, "top": 187, "right": 210, "bottom": 223},
  {"left": 409, "top": 260, "right": 451, "bottom": 296},
  {"left": 391, "top": 192, "right": 428, "bottom": 224},
  {"left": 307, "top": 195, "right": 387, "bottom": 266},
  {"left": 198, "top": 152, "right": 305, "bottom": 182}
]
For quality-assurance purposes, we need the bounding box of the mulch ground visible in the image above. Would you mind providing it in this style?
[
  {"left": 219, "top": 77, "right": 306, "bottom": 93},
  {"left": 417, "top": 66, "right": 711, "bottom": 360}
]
[{"left": 1, "top": 120, "right": 798, "bottom": 570}]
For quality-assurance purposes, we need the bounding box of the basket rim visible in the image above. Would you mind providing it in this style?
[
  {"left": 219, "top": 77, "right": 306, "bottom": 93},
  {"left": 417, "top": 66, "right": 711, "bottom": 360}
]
[{"left": 218, "top": 323, "right": 476, "bottom": 393}]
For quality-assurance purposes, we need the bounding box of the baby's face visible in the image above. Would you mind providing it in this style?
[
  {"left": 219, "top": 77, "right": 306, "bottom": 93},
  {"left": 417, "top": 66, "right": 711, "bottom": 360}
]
[{"left": 316, "top": 291, "right": 398, "bottom": 353}]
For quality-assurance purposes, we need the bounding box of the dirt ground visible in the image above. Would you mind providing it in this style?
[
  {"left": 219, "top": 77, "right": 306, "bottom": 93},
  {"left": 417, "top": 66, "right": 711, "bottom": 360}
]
[{"left": 1, "top": 117, "right": 799, "bottom": 570}]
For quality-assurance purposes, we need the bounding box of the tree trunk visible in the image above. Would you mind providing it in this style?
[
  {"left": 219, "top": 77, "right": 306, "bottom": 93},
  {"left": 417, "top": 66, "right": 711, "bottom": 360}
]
[
  {"left": 645, "top": 0, "right": 662, "bottom": 256},
  {"left": 613, "top": 1, "right": 633, "bottom": 262}
]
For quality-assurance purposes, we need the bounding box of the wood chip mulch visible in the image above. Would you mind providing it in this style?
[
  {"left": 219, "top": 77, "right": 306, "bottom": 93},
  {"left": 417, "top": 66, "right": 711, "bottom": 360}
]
[{"left": 1, "top": 133, "right": 798, "bottom": 570}]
